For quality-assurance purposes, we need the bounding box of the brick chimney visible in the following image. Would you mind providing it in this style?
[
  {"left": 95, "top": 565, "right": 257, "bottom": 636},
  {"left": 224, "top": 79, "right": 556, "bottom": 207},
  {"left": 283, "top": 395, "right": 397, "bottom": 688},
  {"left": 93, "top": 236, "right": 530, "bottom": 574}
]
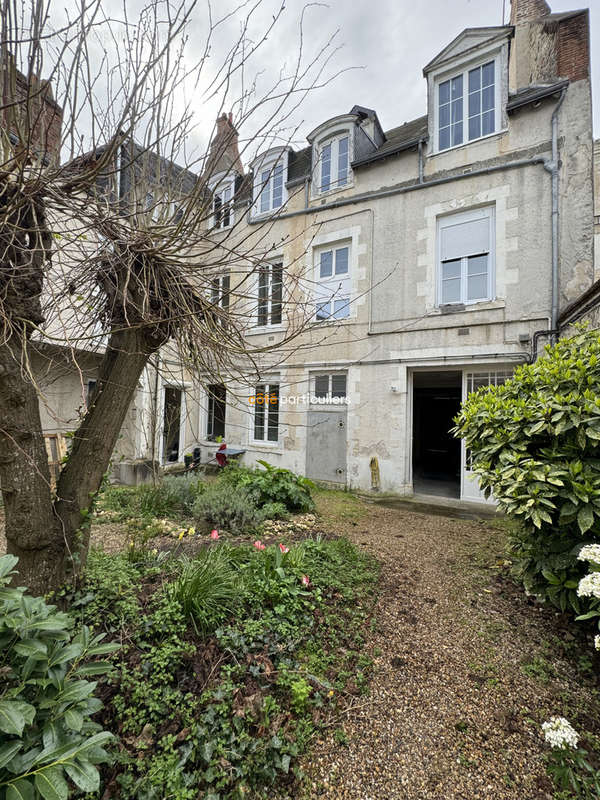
[
  {"left": 205, "top": 112, "right": 243, "bottom": 178},
  {"left": 510, "top": 0, "right": 551, "bottom": 26}
]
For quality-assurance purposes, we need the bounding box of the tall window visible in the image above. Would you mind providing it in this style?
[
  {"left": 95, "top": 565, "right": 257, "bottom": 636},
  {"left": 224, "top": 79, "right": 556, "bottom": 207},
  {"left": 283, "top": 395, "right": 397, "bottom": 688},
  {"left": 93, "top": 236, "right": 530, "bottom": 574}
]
[
  {"left": 319, "top": 135, "right": 349, "bottom": 192},
  {"left": 213, "top": 182, "right": 234, "bottom": 228},
  {"left": 257, "top": 263, "right": 283, "bottom": 326},
  {"left": 314, "top": 244, "right": 351, "bottom": 321},
  {"left": 438, "top": 59, "right": 496, "bottom": 151},
  {"left": 438, "top": 207, "right": 494, "bottom": 306},
  {"left": 207, "top": 384, "right": 226, "bottom": 440},
  {"left": 253, "top": 384, "right": 279, "bottom": 443},
  {"left": 258, "top": 163, "right": 284, "bottom": 213},
  {"left": 211, "top": 274, "right": 230, "bottom": 310}
]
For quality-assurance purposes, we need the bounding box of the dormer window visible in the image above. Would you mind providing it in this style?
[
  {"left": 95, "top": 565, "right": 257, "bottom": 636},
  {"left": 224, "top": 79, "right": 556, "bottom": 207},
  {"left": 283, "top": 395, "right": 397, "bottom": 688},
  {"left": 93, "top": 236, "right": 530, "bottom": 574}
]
[
  {"left": 251, "top": 148, "right": 289, "bottom": 217},
  {"left": 319, "top": 134, "right": 349, "bottom": 192},
  {"left": 437, "top": 58, "right": 497, "bottom": 151},
  {"left": 210, "top": 176, "right": 235, "bottom": 229}
]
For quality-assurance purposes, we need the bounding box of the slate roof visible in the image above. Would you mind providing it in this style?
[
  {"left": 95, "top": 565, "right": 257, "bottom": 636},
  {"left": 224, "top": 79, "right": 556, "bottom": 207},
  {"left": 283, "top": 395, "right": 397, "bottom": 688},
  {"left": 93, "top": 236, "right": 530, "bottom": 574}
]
[
  {"left": 506, "top": 80, "right": 569, "bottom": 112},
  {"left": 352, "top": 116, "right": 428, "bottom": 169}
]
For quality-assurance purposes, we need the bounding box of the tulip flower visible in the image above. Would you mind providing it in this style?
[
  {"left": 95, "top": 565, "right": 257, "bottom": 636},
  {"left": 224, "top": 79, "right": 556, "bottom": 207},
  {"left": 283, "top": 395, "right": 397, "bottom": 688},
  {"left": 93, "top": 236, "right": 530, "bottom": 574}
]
[
  {"left": 301, "top": 575, "right": 310, "bottom": 586},
  {"left": 279, "top": 543, "right": 289, "bottom": 554},
  {"left": 253, "top": 540, "right": 265, "bottom": 550},
  {"left": 210, "top": 529, "right": 219, "bottom": 540}
]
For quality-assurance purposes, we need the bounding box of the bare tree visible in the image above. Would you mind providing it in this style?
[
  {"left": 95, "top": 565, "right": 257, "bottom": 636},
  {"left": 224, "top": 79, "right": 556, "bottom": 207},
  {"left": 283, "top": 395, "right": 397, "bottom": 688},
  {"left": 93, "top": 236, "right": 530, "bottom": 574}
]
[{"left": 0, "top": 0, "right": 344, "bottom": 593}]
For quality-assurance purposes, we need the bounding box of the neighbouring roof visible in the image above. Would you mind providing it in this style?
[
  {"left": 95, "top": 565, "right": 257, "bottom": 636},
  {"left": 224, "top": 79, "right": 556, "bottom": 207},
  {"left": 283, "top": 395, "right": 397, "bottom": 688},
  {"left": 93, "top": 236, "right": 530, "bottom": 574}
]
[
  {"left": 352, "top": 116, "right": 428, "bottom": 169},
  {"left": 506, "top": 80, "right": 569, "bottom": 112},
  {"left": 559, "top": 278, "right": 600, "bottom": 326}
]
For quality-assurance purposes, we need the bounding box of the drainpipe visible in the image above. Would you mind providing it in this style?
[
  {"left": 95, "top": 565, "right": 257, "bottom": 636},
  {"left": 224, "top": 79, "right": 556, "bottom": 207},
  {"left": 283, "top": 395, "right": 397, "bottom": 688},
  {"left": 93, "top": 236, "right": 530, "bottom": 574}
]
[
  {"left": 544, "top": 87, "right": 567, "bottom": 340},
  {"left": 418, "top": 138, "right": 425, "bottom": 184}
]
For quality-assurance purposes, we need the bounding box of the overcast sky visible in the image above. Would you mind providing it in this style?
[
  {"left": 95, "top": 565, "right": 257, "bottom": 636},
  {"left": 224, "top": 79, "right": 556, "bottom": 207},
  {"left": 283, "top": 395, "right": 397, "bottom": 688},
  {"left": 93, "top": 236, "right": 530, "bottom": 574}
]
[{"left": 237, "top": 0, "right": 599, "bottom": 145}]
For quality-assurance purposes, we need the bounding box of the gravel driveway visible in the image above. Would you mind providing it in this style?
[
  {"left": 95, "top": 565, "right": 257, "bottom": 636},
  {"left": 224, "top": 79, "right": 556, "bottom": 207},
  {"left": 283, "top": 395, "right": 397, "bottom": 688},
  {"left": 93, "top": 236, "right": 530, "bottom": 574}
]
[{"left": 296, "top": 496, "right": 600, "bottom": 800}]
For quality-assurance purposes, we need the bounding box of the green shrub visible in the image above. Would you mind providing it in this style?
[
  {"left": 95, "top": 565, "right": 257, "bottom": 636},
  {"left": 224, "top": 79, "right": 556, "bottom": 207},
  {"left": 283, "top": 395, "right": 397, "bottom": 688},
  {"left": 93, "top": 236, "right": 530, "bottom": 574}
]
[
  {"left": 454, "top": 327, "right": 600, "bottom": 615},
  {"left": 192, "top": 483, "right": 263, "bottom": 533},
  {"left": 168, "top": 549, "right": 242, "bottom": 634},
  {"left": 222, "top": 460, "right": 315, "bottom": 513},
  {"left": 0, "top": 554, "right": 117, "bottom": 799},
  {"left": 258, "top": 501, "right": 290, "bottom": 521},
  {"left": 137, "top": 474, "right": 205, "bottom": 517}
]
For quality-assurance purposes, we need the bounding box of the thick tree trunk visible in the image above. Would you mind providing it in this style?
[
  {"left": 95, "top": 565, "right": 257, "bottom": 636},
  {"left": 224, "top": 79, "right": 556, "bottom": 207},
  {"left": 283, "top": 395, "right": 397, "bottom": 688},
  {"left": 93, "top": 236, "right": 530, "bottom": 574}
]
[
  {"left": 53, "top": 327, "right": 156, "bottom": 571},
  {"left": 0, "top": 337, "right": 64, "bottom": 594}
]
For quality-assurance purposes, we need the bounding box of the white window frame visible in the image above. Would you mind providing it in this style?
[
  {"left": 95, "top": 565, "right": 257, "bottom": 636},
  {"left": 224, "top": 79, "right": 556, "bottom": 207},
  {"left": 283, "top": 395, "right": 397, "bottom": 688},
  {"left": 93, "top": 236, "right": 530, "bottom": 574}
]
[
  {"left": 210, "top": 175, "right": 235, "bottom": 229},
  {"left": 313, "top": 242, "right": 351, "bottom": 322},
  {"left": 210, "top": 274, "right": 230, "bottom": 310},
  {"left": 437, "top": 206, "right": 495, "bottom": 307},
  {"left": 315, "top": 133, "right": 351, "bottom": 195},
  {"left": 251, "top": 383, "right": 280, "bottom": 445},
  {"left": 251, "top": 151, "right": 288, "bottom": 217},
  {"left": 256, "top": 262, "right": 283, "bottom": 328},
  {"left": 433, "top": 54, "right": 501, "bottom": 154},
  {"left": 312, "top": 372, "right": 348, "bottom": 403}
]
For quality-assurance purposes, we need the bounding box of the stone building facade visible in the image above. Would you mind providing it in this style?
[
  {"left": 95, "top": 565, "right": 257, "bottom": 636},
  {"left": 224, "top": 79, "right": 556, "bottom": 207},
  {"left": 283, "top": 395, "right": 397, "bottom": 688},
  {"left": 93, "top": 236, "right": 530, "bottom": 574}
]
[{"left": 192, "top": 0, "right": 595, "bottom": 502}]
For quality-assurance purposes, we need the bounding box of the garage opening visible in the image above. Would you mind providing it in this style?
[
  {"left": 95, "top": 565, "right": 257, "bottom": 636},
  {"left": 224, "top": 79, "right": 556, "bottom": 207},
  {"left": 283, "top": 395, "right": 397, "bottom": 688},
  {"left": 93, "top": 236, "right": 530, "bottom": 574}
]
[{"left": 412, "top": 371, "right": 462, "bottom": 498}]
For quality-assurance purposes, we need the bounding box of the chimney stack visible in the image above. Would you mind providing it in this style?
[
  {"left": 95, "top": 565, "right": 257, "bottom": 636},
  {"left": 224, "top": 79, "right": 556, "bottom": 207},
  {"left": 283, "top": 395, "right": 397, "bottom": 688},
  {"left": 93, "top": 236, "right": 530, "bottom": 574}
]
[
  {"left": 206, "top": 112, "right": 243, "bottom": 178},
  {"left": 510, "top": 0, "right": 551, "bottom": 26}
]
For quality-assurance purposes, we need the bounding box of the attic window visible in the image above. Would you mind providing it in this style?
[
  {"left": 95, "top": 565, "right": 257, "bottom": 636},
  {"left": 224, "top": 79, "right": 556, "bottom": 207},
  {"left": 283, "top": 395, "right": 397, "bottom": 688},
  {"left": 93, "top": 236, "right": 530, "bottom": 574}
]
[
  {"left": 318, "top": 134, "right": 350, "bottom": 193},
  {"left": 211, "top": 177, "right": 235, "bottom": 229},
  {"left": 437, "top": 59, "right": 497, "bottom": 151}
]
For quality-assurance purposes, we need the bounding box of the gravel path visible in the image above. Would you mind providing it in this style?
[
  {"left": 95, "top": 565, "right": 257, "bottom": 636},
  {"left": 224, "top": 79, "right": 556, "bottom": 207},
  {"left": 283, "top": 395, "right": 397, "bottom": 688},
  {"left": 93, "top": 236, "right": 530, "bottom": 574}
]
[{"left": 296, "top": 497, "right": 600, "bottom": 800}]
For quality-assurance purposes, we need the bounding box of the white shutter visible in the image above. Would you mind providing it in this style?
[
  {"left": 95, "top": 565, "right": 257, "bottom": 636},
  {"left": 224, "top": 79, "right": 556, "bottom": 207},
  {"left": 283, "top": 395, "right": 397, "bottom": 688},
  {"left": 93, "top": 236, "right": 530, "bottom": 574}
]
[{"left": 441, "top": 216, "right": 489, "bottom": 260}]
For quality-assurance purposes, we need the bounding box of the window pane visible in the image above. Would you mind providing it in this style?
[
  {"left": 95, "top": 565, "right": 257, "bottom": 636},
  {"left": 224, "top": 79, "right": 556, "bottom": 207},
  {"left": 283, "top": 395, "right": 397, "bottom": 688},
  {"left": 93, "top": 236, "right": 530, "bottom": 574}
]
[
  {"left": 221, "top": 275, "right": 230, "bottom": 309},
  {"left": 482, "top": 85, "right": 494, "bottom": 112},
  {"left": 272, "top": 164, "right": 283, "bottom": 208},
  {"left": 439, "top": 126, "right": 450, "bottom": 151},
  {"left": 452, "top": 119, "right": 463, "bottom": 146},
  {"left": 467, "top": 273, "right": 488, "bottom": 300},
  {"left": 315, "top": 375, "right": 329, "bottom": 398},
  {"left": 469, "top": 115, "right": 481, "bottom": 140},
  {"left": 442, "top": 278, "right": 461, "bottom": 304},
  {"left": 468, "top": 66, "right": 481, "bottom": 92},
  {"left": 439, "top": 103, "right": 450, "bottom": 128},
  {"left": 260, "top": 170, "right": 270, "bottom": 212},
  {"left": 331, "top": 374, "right": 347, "bottom": 398},
  {"left": 468, "top": 90, "right": 481, "bottom": 117},
  {"left": 482, "top": 61, "right": 494, "bottom": 87},
  {"left": 467, "top": 254, "right": 488, "bottom": 276},
  {"left": 258, "top": 268, "right": 268, "bottom": 326},
  {"left": 451, "top": 75, "right": 463, "bottom": 99},
  {"left": 333, "top": 298, "right": 350, "bottom": 319},
  {"left": 222, "top": 187, "right": 231, "bottom": 226},
  {"left": 271, "top": 264, "right": 283, "bottom": 325},
  {"left": 211, "top": 278, "right": 220, "bottom": 304},
  {"left": 267, "top": 385, "right": 279, "bottom": 441},
  {"left": 335, "top": 247, "right": 349, "bottom": 275},
  {"left": 254, "top": 385, "right": 265, "bottom": 440},
  {"left": 442, "top": 259, "right": 461, "bottom": 280},
  {"left": 315, "top": 302, "right": 330, "bottom": 321},
  {"left": 321, "top": 143, "right": 331, "bottom": 191},
  {"left": 439, "top": 80, "right": 450, "bottom": 105},
  {"left": 320, "top": 250, "right": 333, "bottom": 278},
  {"left": 482, "top": 109, "right": 495, "bottom": 136},
  {"left": 213, "top": 195, "right": 222, "bottom": 226},
  {"left": 337, "top": 136, "right": 349, "bottom": 186}
]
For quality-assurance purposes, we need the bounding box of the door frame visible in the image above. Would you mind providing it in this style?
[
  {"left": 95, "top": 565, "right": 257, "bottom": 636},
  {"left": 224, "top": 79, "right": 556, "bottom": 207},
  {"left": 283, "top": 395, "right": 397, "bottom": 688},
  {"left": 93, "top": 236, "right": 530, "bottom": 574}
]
[{"left": 157, "top": 382, "right": 189, "bottom": 465}]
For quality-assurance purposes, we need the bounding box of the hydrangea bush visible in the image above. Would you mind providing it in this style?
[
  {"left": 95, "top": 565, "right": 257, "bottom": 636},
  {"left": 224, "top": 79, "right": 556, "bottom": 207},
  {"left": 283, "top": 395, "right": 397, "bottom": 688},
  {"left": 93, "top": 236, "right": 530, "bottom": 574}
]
[{"left": 454, "top": 327, "right": 600, "bottom": 616}]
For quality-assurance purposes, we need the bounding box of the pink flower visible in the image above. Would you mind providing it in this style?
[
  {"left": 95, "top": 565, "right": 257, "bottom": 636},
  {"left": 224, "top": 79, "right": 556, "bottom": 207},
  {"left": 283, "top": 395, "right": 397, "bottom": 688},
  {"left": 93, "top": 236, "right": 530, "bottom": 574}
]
[
  {"left": 279, "top": 543, "right": 289, "bottom": 554},
  {"left": 210, "top": 529, "right": 219, "bottom": 540},
  {"left": 253, "top": 540, "right": 265, "bottom": 550},
  {"left": 301, "top": 575, "right": 310, "bottom": 586}
]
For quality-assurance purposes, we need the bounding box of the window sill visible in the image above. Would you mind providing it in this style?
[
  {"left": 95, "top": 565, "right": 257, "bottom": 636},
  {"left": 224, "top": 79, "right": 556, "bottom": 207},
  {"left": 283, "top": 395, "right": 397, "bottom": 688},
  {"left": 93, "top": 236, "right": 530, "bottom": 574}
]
[
  {"left": 310, "top": 182, "right": 354, "bottom": 202},
  {"left": 250, "top": 207, "right": 285, "bottom": 222},
  {"left": 430, "top": 128, "right": 508, "bottom": 157},
  {"left": 432, "top": 298, "right": 505, "bottom": 314},
  {"left": 246, "top": 325, "right": 286, "bottom": 336},
  {"left": 248, "top": 441, "right": 283, "bottom": 453}
]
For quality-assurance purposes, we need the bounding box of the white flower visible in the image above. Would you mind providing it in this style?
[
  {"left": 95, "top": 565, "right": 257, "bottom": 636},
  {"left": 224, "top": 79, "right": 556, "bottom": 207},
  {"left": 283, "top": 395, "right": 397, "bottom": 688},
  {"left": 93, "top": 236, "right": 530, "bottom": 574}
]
[
  {"left": 595, "top": 635, "right": 600, "bottom": 651},
  {"left": 577, "top": 572, "right": 600, "bottom": 599},
  {"left": 542, "top": 717, "right": 579, "bottom": 749},
  {"left": 577, "top": 544, "right": 600, "bottom": 564}
]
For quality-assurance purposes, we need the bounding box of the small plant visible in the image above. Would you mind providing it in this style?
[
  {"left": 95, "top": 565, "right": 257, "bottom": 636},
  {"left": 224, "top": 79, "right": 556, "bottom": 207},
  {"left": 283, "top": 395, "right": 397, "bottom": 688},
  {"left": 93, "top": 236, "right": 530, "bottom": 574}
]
[
  {"left": 222, "top": 460, "right": 315, "bottom": 513},
  {"left": 168, "top": 548, "right": 242, "bottom": 633},
  {"left": 192, "top": 483, "right": 263, "bottom": 533},
  {"left": 0, "top": 555, "right": 117, "bottom": 799},
  {"left": 542, "top": 717, "right": 600, "bottom": 798}
]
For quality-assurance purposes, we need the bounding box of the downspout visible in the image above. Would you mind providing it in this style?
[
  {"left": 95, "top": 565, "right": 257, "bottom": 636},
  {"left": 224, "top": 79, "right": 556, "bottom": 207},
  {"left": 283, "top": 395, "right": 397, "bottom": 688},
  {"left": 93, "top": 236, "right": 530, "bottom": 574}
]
[
  {"left": 418, "top": 138, "right": 425, "bottom": 184},
  {"left": 544, "top": 87, "right": 567, "bottom": 339}
]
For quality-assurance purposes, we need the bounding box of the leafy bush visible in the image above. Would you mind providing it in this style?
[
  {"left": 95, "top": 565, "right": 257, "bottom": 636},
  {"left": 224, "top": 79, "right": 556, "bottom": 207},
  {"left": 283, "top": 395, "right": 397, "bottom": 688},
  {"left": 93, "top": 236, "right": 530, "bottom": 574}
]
[
  {"left": 99, "top": 475, "right": 205, "bottom": 520},
  {"left": 167, "top": 549, "right": 242, "bottom": 633},
  {"left": 0, "top": 554, "right": 118, "bottom": 799},
  {"left": 454, "top": 327, "right": 600, "bottom": 614},
  {"left": 192, "top": 483, "right": 264, "bottom": 533},
  {"left": 222, "top": 460, "right": 315, "bottom": 513}
]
